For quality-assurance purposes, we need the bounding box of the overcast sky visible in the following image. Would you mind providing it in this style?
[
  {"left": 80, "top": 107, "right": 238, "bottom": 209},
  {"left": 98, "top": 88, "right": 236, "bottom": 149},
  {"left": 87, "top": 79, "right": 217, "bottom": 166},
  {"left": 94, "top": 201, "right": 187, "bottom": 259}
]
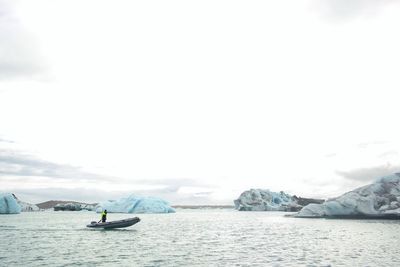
[{"left": 1, "top": 0, "right": 400, "bottom": 204}]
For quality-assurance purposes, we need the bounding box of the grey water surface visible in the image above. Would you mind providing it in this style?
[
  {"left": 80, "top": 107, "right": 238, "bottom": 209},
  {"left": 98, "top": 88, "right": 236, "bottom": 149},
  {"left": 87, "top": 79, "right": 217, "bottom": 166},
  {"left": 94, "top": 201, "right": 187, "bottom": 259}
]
[{"left": 1, "top": 210, "right": 399, "bottom": 266}]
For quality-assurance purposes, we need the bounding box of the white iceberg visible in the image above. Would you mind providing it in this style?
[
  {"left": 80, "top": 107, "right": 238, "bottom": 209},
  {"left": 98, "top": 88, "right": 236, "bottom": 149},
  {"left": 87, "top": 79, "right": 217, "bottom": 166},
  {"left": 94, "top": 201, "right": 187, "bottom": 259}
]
[
  {"left": 234, "top": 189, "right": 324, "bottom": 211},
  {"left": 54, "top": 203, "right": 82, "bottom": 211},
  {"left": 296, "top": 173, "right": 400, "bottom": 218},
  {"left": 54, "top": 202, "right": 96, "bottom": 211},
  {"left": 12, "top": 195, "right": 40, "bottom": 212},
  {"left": 96, "top": 195, "right": 175, "bottom": 214},
  {"left": 17, "top": 199, "right": 40, "bottom": 212},
  {"left": 36, "top": 200, "right": 97, "bottom": 211},
  {"left": 234, "top": 189, "right": 294, "bottom": 211},
  {"left": 0, "top": 193, "right": 21, "bottom": 214}
]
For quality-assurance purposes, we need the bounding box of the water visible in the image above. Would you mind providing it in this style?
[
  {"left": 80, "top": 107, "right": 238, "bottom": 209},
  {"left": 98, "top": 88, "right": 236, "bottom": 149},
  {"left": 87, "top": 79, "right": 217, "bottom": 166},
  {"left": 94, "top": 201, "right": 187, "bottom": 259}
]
[{"left": 1, "top": 210, "right": 399, "bottom": 266}]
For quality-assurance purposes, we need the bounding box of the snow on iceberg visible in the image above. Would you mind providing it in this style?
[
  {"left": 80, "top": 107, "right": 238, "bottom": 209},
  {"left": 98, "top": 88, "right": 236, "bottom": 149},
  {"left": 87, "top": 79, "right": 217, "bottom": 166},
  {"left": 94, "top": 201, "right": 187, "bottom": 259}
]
[
  {"left": 96, "top": 195, "right": 175, "bottom": 214},
  {"left": 0, "top": 193, "right": 21, "bottom": 214},
  {"left": 296, "top": 173, "right": 400, "bottom": 218}
]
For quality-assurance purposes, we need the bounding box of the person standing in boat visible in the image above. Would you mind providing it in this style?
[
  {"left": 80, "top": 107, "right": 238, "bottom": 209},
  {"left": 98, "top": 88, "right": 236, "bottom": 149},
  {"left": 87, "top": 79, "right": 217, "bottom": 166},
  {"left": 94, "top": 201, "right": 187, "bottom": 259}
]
[{"left": 98, "top": 209, "right": 107, "bottom": 223}]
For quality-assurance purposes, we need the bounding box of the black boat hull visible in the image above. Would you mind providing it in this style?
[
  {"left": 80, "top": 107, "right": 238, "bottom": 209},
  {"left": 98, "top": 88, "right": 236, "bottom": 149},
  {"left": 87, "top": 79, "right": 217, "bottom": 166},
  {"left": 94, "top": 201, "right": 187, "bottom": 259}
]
[{"left": 87, "top": 217, "right": 140, "bottom": 229}]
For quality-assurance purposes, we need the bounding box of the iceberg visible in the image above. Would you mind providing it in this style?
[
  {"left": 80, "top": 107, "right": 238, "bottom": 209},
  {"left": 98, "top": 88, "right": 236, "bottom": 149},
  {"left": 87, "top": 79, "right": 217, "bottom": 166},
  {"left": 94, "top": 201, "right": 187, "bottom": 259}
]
[
  {"left": 234, "top": 189, "right": 323, "bottom": 212},
  {"left": 234, "top": 189, "right": 294, "bottom": 211},
  {"left": 17, "top": 200, "right": 39, "bottom": 212},
  {"left": 13, "top": 195, "right": 40, "bottom": 212},
  {"left": 54, "top": 203, "right": 82, "bottom": 211},
  {"left": 0, "top": 193, "right": 21, "bottom": 214},
  {"left": 54, "top": 202, "right": 96, "bottom": 211},
  {"left": 296, "top": 173, "right": 400, "bottom": 218},
  {"left": 96, "top": 195, "right": 175, "bottom": 214}
]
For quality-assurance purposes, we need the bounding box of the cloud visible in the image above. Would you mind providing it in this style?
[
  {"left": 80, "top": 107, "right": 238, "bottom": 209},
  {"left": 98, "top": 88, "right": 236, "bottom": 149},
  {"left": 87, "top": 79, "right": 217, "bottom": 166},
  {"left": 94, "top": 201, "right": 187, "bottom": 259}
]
[
  {"left": 0, "top": 0, "right": 46, "bottom": 80},
  {"left": 132, "top": 177, "right": 213, "bottom": 188},
  {"left": 325, "top": 153, "right": 337, "bottom": 158},
  {"left": 357, "top": 141, "right": 389, "bottom": 149},
  {"left": 336, "top": 164, "right": 400, "bottom": 182},
  {"left": 310, "top": 0, "right": 398, "bottom": 19},
  {"left": 0, "top": 138, "right": 14, "bottom": 143},
  {"left": 11, "top": 185, "right": 217, "bottom": 205},
  {"left": 0, "top": 146, "right": 219, "bottom": 204},
  {"left": 378, "top": 150, "right": 399, "bottom": 159},
  {"left": 0, "top": 148, "right": 112, "bottom": 181},
  {"left": 11, "top": 187, "right": 112, "bottom": 204}
]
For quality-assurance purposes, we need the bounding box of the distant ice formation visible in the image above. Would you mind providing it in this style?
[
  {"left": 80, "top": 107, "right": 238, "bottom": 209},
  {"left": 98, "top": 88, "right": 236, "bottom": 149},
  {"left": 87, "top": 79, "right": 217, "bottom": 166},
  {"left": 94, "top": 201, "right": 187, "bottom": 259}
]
[
  {"left": 54, "top": 202, "right": 96, "bottom": 211},
  {"left": 96, "top": 195, "right": 175, "bottom": 214},
  {"left": 296, "top": 173, "right": 400, "bottom": 218},
  {"left": 16, "top": 198, "right": 40, "bottom": 212},
  {"left": 0, "top": 193, "right": 21, "bottom": 214},
  {"left": 234, "top": 189, "right": 323, "bottom": 212}
]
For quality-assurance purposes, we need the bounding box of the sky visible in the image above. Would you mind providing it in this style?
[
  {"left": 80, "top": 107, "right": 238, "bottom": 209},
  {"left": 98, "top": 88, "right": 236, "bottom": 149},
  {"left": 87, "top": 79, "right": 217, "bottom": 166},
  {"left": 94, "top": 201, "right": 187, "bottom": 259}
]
[{"left": 1, "top": 0, "right": 400, "bottom": 204}]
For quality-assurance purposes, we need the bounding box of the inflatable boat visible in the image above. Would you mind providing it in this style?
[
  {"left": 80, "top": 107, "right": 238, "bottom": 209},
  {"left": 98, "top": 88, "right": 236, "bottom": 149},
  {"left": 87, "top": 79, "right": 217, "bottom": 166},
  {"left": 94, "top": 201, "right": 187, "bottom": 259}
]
[{"left": 87, "top": 217, "right": 140, "bottom": 229}]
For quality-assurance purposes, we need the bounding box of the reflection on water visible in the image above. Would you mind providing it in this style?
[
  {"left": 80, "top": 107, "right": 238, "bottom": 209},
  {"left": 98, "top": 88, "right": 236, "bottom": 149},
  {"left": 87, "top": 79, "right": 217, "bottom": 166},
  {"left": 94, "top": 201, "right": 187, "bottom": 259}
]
[{"left": 1, "top": 210, "right": 399, "bottom": 266}]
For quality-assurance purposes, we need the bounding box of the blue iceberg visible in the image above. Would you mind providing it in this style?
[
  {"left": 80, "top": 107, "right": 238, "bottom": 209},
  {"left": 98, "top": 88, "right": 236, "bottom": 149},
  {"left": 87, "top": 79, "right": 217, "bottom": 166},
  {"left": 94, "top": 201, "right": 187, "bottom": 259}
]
[
  {"left": 0, "top": 193, "right": 21, "bottom": 214},
  {"left": 96, "top": 195, "right": 175, "bottom": 214}
]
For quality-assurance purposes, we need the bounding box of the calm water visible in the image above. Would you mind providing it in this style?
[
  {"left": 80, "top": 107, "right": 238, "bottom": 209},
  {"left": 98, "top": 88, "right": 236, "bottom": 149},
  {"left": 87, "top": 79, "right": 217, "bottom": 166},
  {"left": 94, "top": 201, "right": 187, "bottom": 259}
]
[{"left": 1, "top": 210, "right": 399, "bottom": 266}]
